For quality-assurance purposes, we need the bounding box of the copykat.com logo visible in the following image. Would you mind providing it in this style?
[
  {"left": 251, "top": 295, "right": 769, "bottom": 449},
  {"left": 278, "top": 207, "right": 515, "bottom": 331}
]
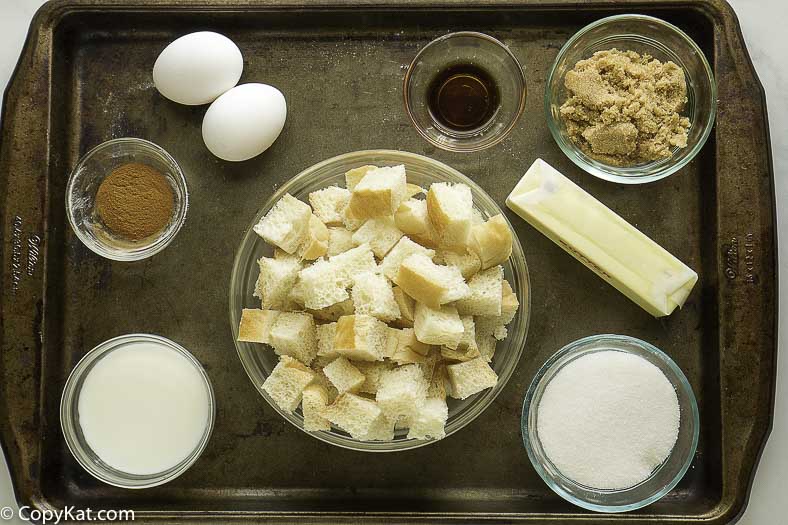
[{"left": 1, "top": 506, "right": 134, "bottom": 523}]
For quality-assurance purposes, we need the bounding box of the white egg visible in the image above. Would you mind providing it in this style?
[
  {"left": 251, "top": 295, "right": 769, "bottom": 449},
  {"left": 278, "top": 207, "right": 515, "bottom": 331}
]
[
  {"left": 202, "top": 83, "right": 287, "bottom": 162},
  {"left": 153, "top": 31, "right": 243, "bottom": 105}
]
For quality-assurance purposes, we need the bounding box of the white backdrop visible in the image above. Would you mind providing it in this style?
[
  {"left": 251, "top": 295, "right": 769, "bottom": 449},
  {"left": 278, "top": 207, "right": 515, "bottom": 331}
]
[{"left": 0, "top": 0, "right": 785, "bottom": 523}]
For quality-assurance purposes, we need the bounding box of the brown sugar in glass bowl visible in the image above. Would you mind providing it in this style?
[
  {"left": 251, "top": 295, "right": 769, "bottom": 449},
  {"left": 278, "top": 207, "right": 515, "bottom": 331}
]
[{"left": 66, "top": 138, "right": 189, "bottom": 262}]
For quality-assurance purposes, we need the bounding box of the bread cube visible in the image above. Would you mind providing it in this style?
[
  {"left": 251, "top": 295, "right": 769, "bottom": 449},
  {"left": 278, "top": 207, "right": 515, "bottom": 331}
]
[
  {"left": 456, "top": 266, "right": 503, "bottom": 316},
  {"left": 298, "top": 258, "right": 349, "bottom": 310},
  {"left": 475, "top": 333, "right": 497, "bottom": 362},
  {"left": 254, "top": 194, "right": 312, "bottom": 254},
  {"left": 341, "top": 202, "right": 366, "bottom": 231},
  {"left": 394, "top": 198, "right": 429, "bottom": 235},
  {"left": 468, "top": 214, "right": 513, "bottom": 270},
  {"left": 475, "top": 279, "right": 519, "bottom": 341},
  {"left": 326, "top": 227, "right": 354, "bottom": 256},
  {"left": 316, "top": 322, "right": 339, "bottom": 358},
  {"left": 379, "top": 237, "right": 436, "bottom": 281},
  {"left": 308, "top": 298, "right": 355, "bottom": 322},
  {"left": 413, "top": 302, "right": 464, "bottom": 348},
  {"left": 302, "top": 383, "right": 331, "bottom": 432},
  {"left": 351, "top": 272, "right": 401, "bottom": 322},
  {"left": 237, "top": 309, "right": 280, "bottom": 343},
  {"left": 363, "top": 413, "right": 397, "bottom": 441},
  {"left": 299, "top": 214, "right": 329, "bottom": 260},
  {"left": 347, "top": 164, "right": 408, "bottom": 219},
  {"left": 268, "top": 312, "right": 318, "bottom": 366},
  {"left": 334, "top": 314, "right": 389, "bottom": 361},
  {"left": 323, "top": 356, "right": 366, "bottom": 393},
  {"left": 344, "top": 165, "right": 378, "bottom": 191},
  {"left": 255, "top": 255, "right": 302, "bottom": 309},
  {"left": 443, "top": 315, "right": 478, "bottom": 353},
  {"left": 427, "top": 182, "right": 474, "bottom": 248},
  {"left": 309, "top": 360, "right": 340, "bottom": 403},
  {"left": 396, "top": 253, "right": 470, "bottom": 308},
  {"left": 426, "top": 362, "right": 449, "bottom": 400},
  {"left": 323, "top": 393, "right": 383, "bottom": 439},
  {"left": 501, "top": 279, "right": 520, "bottom": 324},
  {"left": 376, "top": 364, "right": 428, "bottom": 420},
  {"left": 308, "top": 186, "right": 351, "bottom": 226},
  {"left": 330, "top": 243, "right": 377, "bottom": 286},
  {"left": 392, "top": 346, "right": 427, "bottom": 365},
  {"left": 395, "top": 327, "right": 432, "bottom": 356},
  {"left": 438, "top": 249, "right": 481, "bottom": 280},
  {"left": 352, "top": 217, "right": 404, "bottom": 258},
  {"left": 446, "top": 357, "right": 498, "bottom": 400},
  {"left": 407, "top": 397, "right": 448, "bottom": 440},
  {"left": 354, "top": 361, "right": 394, "bottom": 395},
  {"left": 287, "top": 279, "right": 306, "bottom": 308},
  {"left": 262, "top": 356, "right": 316, "bottom": 412},
  {"left": 391, "top": 286, "right": 416, "bottom": 327}
]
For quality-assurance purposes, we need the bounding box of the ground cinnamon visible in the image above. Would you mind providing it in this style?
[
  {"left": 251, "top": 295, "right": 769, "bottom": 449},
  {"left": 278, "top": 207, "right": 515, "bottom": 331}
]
[{"left": 95, "top": 162, "right": 175, "bottom": 241}]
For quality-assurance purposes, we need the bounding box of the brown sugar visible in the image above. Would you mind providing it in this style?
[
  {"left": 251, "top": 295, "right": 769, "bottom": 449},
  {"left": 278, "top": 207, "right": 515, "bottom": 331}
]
[
  {"left": 559, "top": 49, "right": 691, "bottom": 166},
  {"left": 95, "top": 163, "right": 175, "bottom": 241}
]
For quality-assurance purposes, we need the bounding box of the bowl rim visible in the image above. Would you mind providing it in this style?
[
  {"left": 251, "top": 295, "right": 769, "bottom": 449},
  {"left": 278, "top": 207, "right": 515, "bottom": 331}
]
[
  {"left": 60, "top": 333, "right": 216, "bottom": 489},
  {"left": 544, "top": 13, "right": 718, "bottom": 184},
  {"left": 521, "top": 333, "right": 700, "bottom": 512},
  {"left": 229, "top": 149, "right": 531, "bottom": 452},
  {"left": 65, "top": 137, "right": 189, "bottom": 261},
  {"left": 403, "top": 31, "right": 528, "bottom": 153}
]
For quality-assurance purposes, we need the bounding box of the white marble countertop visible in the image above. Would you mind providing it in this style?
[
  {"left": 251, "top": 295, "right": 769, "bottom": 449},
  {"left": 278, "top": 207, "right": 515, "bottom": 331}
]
[{"left": 0, "top": 0, "right": 785, "bottom": 523}]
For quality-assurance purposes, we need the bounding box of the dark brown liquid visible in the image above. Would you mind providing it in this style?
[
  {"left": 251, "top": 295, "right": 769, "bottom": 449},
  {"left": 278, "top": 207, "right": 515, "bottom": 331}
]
[{"left": 428, "top": 64, "right": 499, "bottom": 131}]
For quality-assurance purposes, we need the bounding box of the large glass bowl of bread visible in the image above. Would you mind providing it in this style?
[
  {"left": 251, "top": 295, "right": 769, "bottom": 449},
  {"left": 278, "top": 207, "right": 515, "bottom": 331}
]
[{"left": 230, "top": 150, "right": 530, "bottom": 451}]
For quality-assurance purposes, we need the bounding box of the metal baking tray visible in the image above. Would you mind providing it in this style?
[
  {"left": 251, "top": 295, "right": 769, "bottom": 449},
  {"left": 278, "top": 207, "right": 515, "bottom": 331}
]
[{"left": 0, "top": 0, "right": 776, "bottom": 523}]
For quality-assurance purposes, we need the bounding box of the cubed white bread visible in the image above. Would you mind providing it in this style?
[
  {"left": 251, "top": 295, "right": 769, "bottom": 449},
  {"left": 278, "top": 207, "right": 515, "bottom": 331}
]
[
  {"left": 299, "top": 214, "right": 329, "bottom": 260},
  {"left": 445, "top": 315, "right": 478, "bottom": 353},
  {"left": 438, "top": 249, "right": 481, "bottom": 280},
  {"left": 376, "top": 364, "right": 428, "bottom": 420},
  {"left": 363, "top": 413, "right": 397, "bottom": 441},
  {"left": 455, "top": 266, "right": 503, "bottom": 316},
  {"left": 441, "top": 344, "right": 481, "bottom": 362},
  {"left": 475, "top": 333, "right": 497, "bottom": 362},
  {"left": 347, "top": 165, "right": 408, "bottom": 219},
  {"left": 334, "top": 314, "right": 390, "bottom": 361},
  {"left": 413, "top": 302, "right": 464, "bottom": 348},
  {"left": 287, "top": 279, "right": 306, "bottom": 308},
  {"left": 468, "top": 214, "right": 513, "bottom": 270},
  {"left": 394, "top": 198, "right": 429, "bottom": 235},
  {"left": 298, "top": 258, "right": 349, "bottom": 310},
  {"left": 501, "top": 279, "right": 520, "bottom": 324},
  {"left": 396, "top": 327, "right": 432, "bottom": 356},
  {"left": 352, "top": 217, "right": 404, "bottom": 258},
  {"left": 273, "top": 247, "right": 291, "bottom": 260},
  {"left": 407, "top": 397, "right": 448, "bottom": 440},
  {"left": 475, "top": 278, "right": 519, "bottom": 341},
  {"left": 326, "top": 227, "right": 354, "bottom": 256},
  {"left": 351, "top": 271, "right": 401, "bottom": 322},
  {"left": 238, "top": 309, "right": 280, "bottom": 343},
  {"left": 426, "top": 362, "right": 449, "bottom": 400},
  {"left": 427, "top": 182, "right": 474, "bottom": 248},
  {"left": 380, "top": 237, "right": 436, "bottom": 281},
  {"left": 471, "top": 208, "right": 485, "bottom": 227},
  {"left": 308, "top": 298, "right": 355, "bottom": 322},
  {"left": 344, "top": 165, "right": 378, "bottom": 191},
  {"left": 309, "top": 361, "right": 340, "bottom": 403},
  {"left": 255, "top": 255, "right": 302, "bottom": 309},
  {"left": 419, "top": 347, "right": 441, "bottom": 381},
  {"left": 254, "top": 194, "right": 312, "bottom": 254},
  {"left": 395, "top": 253, "right": 470, "bottom": 308},
  {"left": 384, "top": 327, "right": 400, "bottom": 359},
  {"left": 268, "top": 311, "right": 318, "bottom": 366},
  {"left": 405, "top": 183, "right": 425, "bottom": 200},
  {"left": 341, "top": 203, "right": 366, "bottom": 231},
  {"left": 329, "top": 243, "right": 377, "bottom": 285},
  {"left": 323, "top": 393, "right": 383, "bottom": 439},
  {"left": 308, "top": 186, "right": 351, "bottom": 226},
  {"left": 262, "top": 356, "right": 316, "bottom": 412},
  {"left": 446, "top": 357, "right": 498, "bottom": 400},
  {"left": 354, "top": 361, "right": 394, "bottom": 395},
  {"left": 392, "top": 345, "right": 427, "bottom": 365},
  {"left": 323, "top": 356, "right": 366, "bottom": 393},
  {"left": 391, "top": 286, "right": 416, "bottom": 327},
  {"left": 316, "top": 322, "right": 339, "bottom": 358},
  {"left": 302, "top": 383, "right": 331, "bottom": 432}
]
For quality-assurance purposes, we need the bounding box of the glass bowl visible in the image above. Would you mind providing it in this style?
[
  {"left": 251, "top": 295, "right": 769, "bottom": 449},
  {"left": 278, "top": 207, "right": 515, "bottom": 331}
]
[
  {"left": 230, "top": 149, "right": 531, "bottom": 452},
  {"left": 60, "top": 334, "right": 215, "bottom": 489},
  {"left": 404, "top": 32, "right": 527, "bottom": 152},
  {"left": 522, "top": 334, "right": 699, "bottom": 512},
  {"left": 545, "top": 14, "right": 717, "bottom": 184},
  {"left": 66, "top": 137, "right": 189, "bottom": 261}
]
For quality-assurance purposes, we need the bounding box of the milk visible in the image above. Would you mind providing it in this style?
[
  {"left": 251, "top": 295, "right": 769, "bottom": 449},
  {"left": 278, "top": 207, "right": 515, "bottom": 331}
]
[{"left": 77, "top": 341, "right": 211, "bottom": 475}]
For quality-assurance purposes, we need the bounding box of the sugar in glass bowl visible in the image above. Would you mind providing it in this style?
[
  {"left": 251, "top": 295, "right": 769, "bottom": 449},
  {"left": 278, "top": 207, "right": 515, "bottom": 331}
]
[{"left": 230, "top": 150, "right": 531, "bottom": 452}]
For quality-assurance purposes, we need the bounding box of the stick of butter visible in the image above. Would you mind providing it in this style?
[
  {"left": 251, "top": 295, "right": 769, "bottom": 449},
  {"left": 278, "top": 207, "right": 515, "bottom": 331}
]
[{"left": 506, "top": 159, "right": 697, "bottom": 317}]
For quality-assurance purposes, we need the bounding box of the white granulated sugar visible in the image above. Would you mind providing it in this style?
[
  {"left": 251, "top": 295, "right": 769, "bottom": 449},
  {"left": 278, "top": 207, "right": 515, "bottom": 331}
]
[{"left": 537, "top": 350, "right": 680, "bottom": 490}]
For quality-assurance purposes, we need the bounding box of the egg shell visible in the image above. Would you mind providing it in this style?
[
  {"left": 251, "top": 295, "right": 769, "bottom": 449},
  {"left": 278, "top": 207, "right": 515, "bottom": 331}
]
[
  {"left": 153, "top": 31, "right": 243, "bottom": 105},
  {"left": 202, "top": 83, "right": 287, "bottom": 162}
]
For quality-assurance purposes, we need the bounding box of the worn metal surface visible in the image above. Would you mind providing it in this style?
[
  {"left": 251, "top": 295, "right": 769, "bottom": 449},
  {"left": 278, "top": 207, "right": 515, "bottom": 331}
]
[{"left": 0, "top": 0, "right": 776, "bottom": 523}]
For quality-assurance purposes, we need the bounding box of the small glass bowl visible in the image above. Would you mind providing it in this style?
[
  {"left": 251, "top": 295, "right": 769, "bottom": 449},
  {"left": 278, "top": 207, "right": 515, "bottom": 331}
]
[
  {"left": 60, "top": 334, "right": 215, "bottom": 489},
  {"left": 230, "top": 149, "right": 531, "bottom": 452},
  {"left": 404, "top": 32, "right": 527, "bottom": 152},
  {"left": 545, "top": 14, "right": 717, "bottom": 184},
  {"left": 522, "top": 334, "right": 699, "bottom": 512},
  {"left": 66, "top": 138, "right": 189, "bottom": 261}
]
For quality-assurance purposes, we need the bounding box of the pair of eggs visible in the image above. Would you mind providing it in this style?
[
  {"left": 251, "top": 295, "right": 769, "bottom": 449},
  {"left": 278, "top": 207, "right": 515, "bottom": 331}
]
[{"left": 152, "top": 32, "right": 286, "bottom": 162}]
